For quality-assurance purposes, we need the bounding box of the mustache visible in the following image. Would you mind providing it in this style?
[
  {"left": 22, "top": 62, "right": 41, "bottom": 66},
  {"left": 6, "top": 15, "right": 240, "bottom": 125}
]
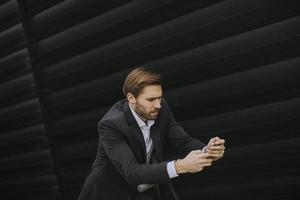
[{"left": 151, "top": 109, "right": 160, "bottom": 113}]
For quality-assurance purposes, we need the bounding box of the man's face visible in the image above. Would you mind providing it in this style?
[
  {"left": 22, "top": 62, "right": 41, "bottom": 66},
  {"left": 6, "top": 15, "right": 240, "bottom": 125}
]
[{"left": 130, "top": 85, "right": 162, "bottom": 121}]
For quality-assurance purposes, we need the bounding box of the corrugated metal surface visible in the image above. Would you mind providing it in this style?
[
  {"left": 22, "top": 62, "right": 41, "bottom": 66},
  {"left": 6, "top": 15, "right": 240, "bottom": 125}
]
[{"left": 0, "top": 0, "right": 299, "bottom": 199}]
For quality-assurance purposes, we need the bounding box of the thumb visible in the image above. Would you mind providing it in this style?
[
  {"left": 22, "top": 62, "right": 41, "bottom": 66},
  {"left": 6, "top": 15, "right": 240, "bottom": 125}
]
[{"left": 191, "top": 150, "right": 202, "bottom": 154}]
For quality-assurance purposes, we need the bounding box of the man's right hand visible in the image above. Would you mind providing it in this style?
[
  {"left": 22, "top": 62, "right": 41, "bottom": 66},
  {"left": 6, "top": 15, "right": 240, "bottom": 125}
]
[{"left": 174, "top": 150, "right": 212, "bottom": 174}]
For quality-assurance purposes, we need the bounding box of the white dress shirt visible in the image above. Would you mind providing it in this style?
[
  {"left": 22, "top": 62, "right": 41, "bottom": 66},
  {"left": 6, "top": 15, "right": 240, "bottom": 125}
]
[{"left": 129, "top": 105, "right": 178, "bottom": 179}]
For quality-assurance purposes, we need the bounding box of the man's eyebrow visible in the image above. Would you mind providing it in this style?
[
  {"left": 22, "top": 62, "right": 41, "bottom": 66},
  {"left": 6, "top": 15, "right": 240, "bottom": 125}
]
[{"left": 145, "top": 96, "right": 162, "bottom": 100}]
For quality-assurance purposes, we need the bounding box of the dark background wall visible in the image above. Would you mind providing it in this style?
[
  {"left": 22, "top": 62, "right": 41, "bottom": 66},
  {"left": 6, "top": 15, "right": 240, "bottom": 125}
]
[{"left": 0, "top": 0, "right": 299, "bottom": 199}]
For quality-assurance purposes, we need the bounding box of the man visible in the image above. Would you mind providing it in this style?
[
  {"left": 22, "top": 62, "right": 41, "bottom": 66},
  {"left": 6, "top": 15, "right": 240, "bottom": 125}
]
[{"left": 78, "top": 67, "right": 225, "bottom": 200}]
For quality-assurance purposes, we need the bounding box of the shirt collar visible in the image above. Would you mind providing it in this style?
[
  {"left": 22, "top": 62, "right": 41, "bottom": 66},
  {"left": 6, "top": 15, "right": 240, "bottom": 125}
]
[{"left": 129, "top": 104, "right": 155, "bottom": 129}]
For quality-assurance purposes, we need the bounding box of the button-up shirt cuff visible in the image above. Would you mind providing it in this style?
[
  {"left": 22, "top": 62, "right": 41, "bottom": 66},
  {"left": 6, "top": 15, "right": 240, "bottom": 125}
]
[{"left": 167, "top": 161, "right": 179, "bottom": 178}]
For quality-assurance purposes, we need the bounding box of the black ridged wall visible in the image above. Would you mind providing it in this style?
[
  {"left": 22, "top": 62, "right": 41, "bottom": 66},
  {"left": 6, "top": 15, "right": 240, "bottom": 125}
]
[{"left": 0, "top": 0, "right": 299, "bottom": 200}]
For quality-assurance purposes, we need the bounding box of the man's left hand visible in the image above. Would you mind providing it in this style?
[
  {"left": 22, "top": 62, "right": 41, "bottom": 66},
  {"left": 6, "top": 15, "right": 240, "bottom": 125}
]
[{"left": 206, "top": 137, "right": 225, "bottom": 161}]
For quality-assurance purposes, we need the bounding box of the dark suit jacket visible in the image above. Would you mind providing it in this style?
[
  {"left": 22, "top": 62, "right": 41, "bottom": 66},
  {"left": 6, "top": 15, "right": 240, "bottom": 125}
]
[{"left": 78, "top": 99, "right": 205, "bottom": 200}]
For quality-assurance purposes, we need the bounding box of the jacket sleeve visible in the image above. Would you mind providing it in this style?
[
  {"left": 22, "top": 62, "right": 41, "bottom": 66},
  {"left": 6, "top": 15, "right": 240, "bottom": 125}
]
[
  {"left": 163, "top": 99, "right": 205, "bottom": 156},
  {"left": 98, "top": 120, "right": 170, "bottom": 187}
]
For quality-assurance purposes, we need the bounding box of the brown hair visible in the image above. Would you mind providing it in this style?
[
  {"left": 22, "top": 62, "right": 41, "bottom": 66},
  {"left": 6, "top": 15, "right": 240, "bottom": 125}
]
[{"left": 123, "top": 67, "right": 161, "bottom": 97}]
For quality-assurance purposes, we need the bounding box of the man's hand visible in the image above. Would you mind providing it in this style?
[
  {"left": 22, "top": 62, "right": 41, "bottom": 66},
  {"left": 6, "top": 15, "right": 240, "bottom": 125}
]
[
  {"left": 206, "top": 137, "right": 225, "bottom": 161},
  {"left": 175, "top": 150, "right": 212, "bottom": 174}
]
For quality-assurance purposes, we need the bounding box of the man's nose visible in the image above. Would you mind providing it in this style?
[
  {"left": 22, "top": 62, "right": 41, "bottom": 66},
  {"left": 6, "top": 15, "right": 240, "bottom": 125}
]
[{"left": 154, "top": 99, "right": 161, "bottom": 109}]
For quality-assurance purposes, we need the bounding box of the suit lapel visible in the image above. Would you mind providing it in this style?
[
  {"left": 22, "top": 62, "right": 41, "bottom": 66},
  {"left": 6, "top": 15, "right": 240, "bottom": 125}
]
[
  {"left": 122, "top": 100, "right": 163, "bottom": 162},
  {"left": 150, "top": 122, "right": 162, "bottom": 161},
  {"left": 123, "top": 101, "right": 147, "bottom": 162}
]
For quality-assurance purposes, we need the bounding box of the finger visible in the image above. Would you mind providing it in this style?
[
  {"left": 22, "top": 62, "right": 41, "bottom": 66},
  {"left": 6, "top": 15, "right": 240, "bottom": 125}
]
[
  {"left": 200, "top": 154, "right": 214, "bottom": 160},
  {"left": 214, "top": 139, "right": 225, "bottom": 145},
  {"left": 202, "top": 162, "right": 212, "bottom": 167},
  {"left": 208, "top": 150, "right": 224, "bottom": 155},
  {"left": 207, "top": 141, "right": 213, "bottom": 148},
  {"left": 198, "top": 157, "right": 212, "bottom": 162},
  {"left": 208, "top": 148, "right": 222, "bottom": 153},
  {"left": 208, "top": 137, "right": 218, "bottom": 145},
  {"left": 209, "top": 153, "right": 221, "bottom": 158},
  {"left": 197, "top": 167, "right": 204, "bottom": 172},
  {"left": 207, "top": 150, "right": 224, "bottom": 155},
  {"left": 209, "top": 145, "right": 225, "bottom": 150},
  {"left": 212, "top": 144, "right": 225, "bottom": 149},
  {"left": 199, "top": 159, "right": 213, "bottom": 164},
  {"left": 197, "top": 158, "right": 213, "bottom": 164},
  {"left": 208, "top": 149, "right": 225, "bottom": 153},
  {"left": 213, "top": 136, "right": 220, "bottom": 141},
  {"left": 210, "top": 153, "right": 224, "bottom": 158},
  {"left": 207, "top": 143, "right": 213, "bottom": 149},
  {"left": 199, "top": 153, "right": 213, "bottom": 158}
]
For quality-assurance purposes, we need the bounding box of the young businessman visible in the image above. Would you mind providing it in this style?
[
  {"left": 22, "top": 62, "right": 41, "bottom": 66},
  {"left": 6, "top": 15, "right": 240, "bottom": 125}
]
[{"left": 78, "top": 67, "right": 225, "bottom": 200}]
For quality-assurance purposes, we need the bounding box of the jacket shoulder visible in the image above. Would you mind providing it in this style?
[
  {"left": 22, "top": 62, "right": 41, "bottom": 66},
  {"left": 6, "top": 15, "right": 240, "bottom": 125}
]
[{"left": 97, "top": 100, "right": 127, "bottom": 131}]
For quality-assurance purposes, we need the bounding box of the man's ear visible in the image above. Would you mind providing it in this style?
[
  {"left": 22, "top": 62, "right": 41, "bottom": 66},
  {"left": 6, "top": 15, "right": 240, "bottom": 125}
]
[{"left": 127, "top": 93, "right": 136, "bottom": 104}]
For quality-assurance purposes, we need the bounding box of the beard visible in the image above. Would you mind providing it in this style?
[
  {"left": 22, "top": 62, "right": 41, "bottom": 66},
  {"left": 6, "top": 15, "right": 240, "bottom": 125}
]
[{"left": 134, "top": 102, "right": 160, "bottom": 121}]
